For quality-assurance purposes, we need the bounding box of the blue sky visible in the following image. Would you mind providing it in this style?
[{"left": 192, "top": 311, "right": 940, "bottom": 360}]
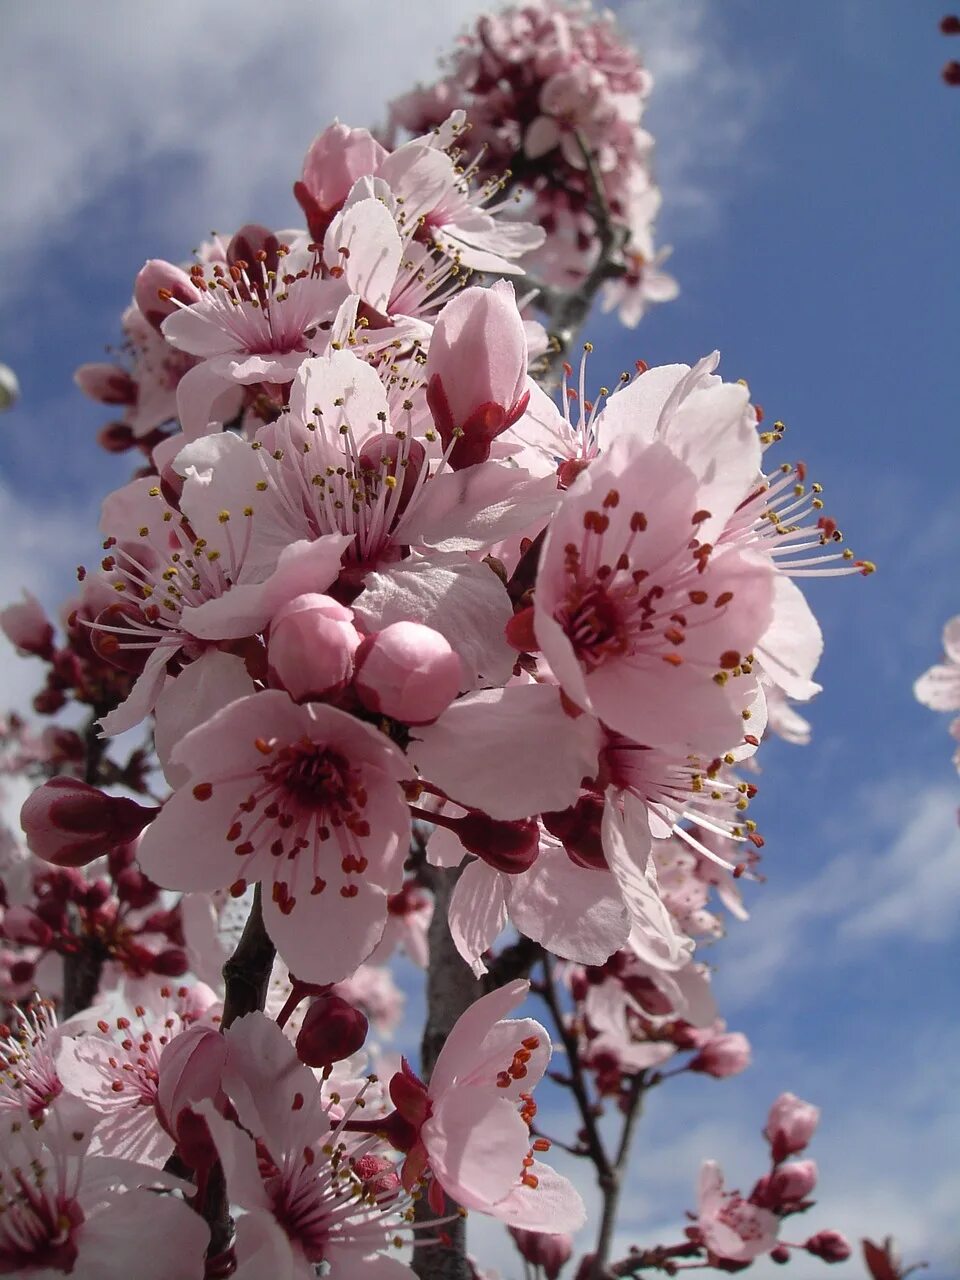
[{"left": 1, "top": 2, "right": 958, "bottom": 1275}]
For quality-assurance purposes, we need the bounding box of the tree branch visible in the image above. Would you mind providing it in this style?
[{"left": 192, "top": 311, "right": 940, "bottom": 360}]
[{"left": 219, "top": 884, "right": 276, "bottom": 1031}]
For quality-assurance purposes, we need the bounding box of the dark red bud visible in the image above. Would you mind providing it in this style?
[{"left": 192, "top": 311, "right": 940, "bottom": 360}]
[
  {"left": 453, "top": 812, "right": 540, "bottom": 874},
  {"left": 152, "top": 948, "right": 189, "bottom": 977},
  {"left": 21, "top": 777, "right": 157, "bottom": 868},
  {"left": 295, "top": 993, "right": 368, "bottom": 1068},
  {"left": 806, "top": 1231, "right": 853, "bottom": 1263}
]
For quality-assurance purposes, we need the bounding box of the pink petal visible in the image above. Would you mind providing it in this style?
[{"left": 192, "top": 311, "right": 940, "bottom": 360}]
[
  {"left": 80, "top": 1189, "right": 209, "bottom": 1280},
  {"left": 154, "top": 651, "right": 255, "bottom": 787},
  {"left": 422, "top": 1088, "right": 529, "bottom": 1209},
  {"left": 430, "top": 980, "right": 529, "bottom": 1096},
  {"left": 507, "top": 846, "right": 629, "bottom": 965},
  {"left": 409, "top": 685, "right": 602, "bottom": 820},
  {"left": 486, "top": 1160, "right": 587, "bottom": 1232},
  {"left": 448, "top": 859, "right": 508, "bottom": 977},
  {"left": 181, "top": 535, "right": 352, "bottom": 640}
]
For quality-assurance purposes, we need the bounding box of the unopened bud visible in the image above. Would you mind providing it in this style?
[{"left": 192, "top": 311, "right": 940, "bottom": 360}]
[
  {"left": 805, "top": 1230, "right": 852, "bottom": 1263},
  {"left": 688, "top": 1030, "right": 751, "bottom": 1078},
  {"left": 268, "top": 593, "right": 361, "bottom": 701},
  {"left": 0, "top": 592, "right": 55, "bottom": 658},
  {"left": 764, "top": 1092, "right": 820, "bottom": 1161},
  {"left": 74, "top": 363, "right": 137, "bottom": 406},
  {"left": 425, "top": 281, "right": 530, "bottom": 469},
  {"left": 753, "top": 1159, "right": 818, "bottom": 1209},
  {"left": 510, "top": 1228, "right": 574, "bottom": 1280},
  {"left": 296, "top": 994, "right": 368, "bottom": 1068},
  {"left": 354, "top": 622, "right": 462, "bottom": 724},
  {"left": 20, "top": 777, "right": 158, "bottom": 868}
]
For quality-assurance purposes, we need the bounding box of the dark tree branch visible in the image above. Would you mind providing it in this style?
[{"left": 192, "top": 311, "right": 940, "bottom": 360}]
[{"left": 219, "top": 884, "right": 276, "bottom": 1031}]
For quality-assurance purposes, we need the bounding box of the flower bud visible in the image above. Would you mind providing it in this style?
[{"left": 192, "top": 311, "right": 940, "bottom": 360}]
[
  {"left": 688, "top": 1031, "right": 751, "bottom": 1078},
  {"left": 805, "top": 1230, "right": 852, "bottom": 1263},
  {"left": 227, "top": 225, "right": 281, "bottom": 276},
  {"left": 510, "top": 1228, "right": 574, "bottom": 1280},
  {"left": 152, "top": 947, "right": 189, "bottom": 977},
  {"left": 354, "top": 622, "right": 462, "bottom": 724},
  {"left": 133, "top": 259, "right": 199, "bottom": 331},
  {"left": 451, "top": 812, "right": 541, "bottom": 874},
  {"left": 764, "top": 1092, "right": 820, "bottom": 1161},
  {"left": 20, "top": 777, "right": 158, "bottom": 868},
  {"left": 0, "top": 592, "right": 55, "bottom": 658},
  {"left": 753, "top": 1159, "right": 818, "bottom": 1209},
  {"left": 294, "top": 122, "right": 386, "bottom": 241},
  {"left": 268, "top": 593, "right": 361, "bottom": 701},
  {"left": 425, "top": 281, "right": 530, "bottom": 469},
  {"left": 296, "top": 993, "right": 369, "bottom": 1068}
]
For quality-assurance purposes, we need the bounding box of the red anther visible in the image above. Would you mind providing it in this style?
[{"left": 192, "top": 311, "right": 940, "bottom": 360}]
[{"left": 635, "top": 359, "right": 648, "bottom": 373}]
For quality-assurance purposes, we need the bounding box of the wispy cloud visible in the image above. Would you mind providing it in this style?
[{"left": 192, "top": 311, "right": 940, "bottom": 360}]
[
  {"left": 617, "top": 0, "right": 769, "bottom": 235},
  {"left": 0, "top": 0, "right": 493, "bottom": 299},
  {"left": 718, "top": 777, "right": 960, "bottom": 1007}
]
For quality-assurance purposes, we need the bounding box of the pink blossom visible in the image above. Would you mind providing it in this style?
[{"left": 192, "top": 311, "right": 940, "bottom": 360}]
[
  {"left": 160, "top": 237, "right": 343, "bottom": 439},
  {"left": 201, "top": 1012, "right": 417, "bottom": 1278},
  {"left": 0, "top": 1096, "right": 208, "bottom": 1277},
  {"left": 533, "top": 430, "right": 774, "bottom": 756},
  {"left": 56, "top": 980, "right": 218, "bottom": 1165},
  {"left": 363, "top": 981, "right": 585, "bottom": 1232},
  {"left": 915, "top": 616, "right": 960, "bottom": 711},
  {"left": 0, "top": 1000, "right": 64, "bottom": 1117},
  {"left": 137, "top": 690, "right": 411, "bottom": 983},
  {"left": 695, "top": 1160, "right": 779, "bottom": 1263}
]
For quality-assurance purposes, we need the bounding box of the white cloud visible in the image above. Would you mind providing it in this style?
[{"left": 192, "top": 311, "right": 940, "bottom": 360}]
[
  {"left": 718, "top": 777, "right": 960, "bottom": 1007},
  {"left": 0, "top": 0, "right": 492, "bottom": 296},
  {"left": 617, "top": 0, "right": 768, "bottom": 234}
]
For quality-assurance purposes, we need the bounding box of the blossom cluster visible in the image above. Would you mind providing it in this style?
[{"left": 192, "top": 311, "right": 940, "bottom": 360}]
[
  {"left": 0, "top": 2, "right": 886, "bottom": 1276},
  {"left": 384, "top": 0, "right": 678, "bottom": 326}
]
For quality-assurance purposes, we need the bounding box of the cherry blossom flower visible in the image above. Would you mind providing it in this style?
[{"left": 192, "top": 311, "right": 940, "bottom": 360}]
[
  {"left": 0, "top": 1096, "right": 208, "bottom": 1278},
  {"left": 694, "top": 1160, "right": 779, "bottom": 1264},
  {"left": 56, "top": 981, "right": 218, "bottom": 1165},
  {"left": 353, "top": 981, "right": 585, "bottom": 1232},
  {"left": 200, "top": 1012, "right": 417, "bottom": 1279},
  {"left": 533, "top": 419, "right": 775, "bottom": 757},
  {"left": 137, "top": 690, "right": 411, "bottom": 983}
]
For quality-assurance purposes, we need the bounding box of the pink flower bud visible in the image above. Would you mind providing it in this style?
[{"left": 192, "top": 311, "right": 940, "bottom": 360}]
[
  {"left": 0, "top": 592, "right": 55, "bottom": 658},
  {"left": 20, "top": 778, "right": 158, "bottom": 869},
  {"left": 688, "top": 1031, "right": 751, "bottom": 1078},
  {"left": 764, "top": 1092, "right": 820, "bottom": 1161},
  {"left": 510, "top": 1228, "right": 574, "bottom": 1280},
  {"left": 294, "top": 122, "right": 386, "bottom": 240},
  {"left": 227, "top": 224, "right": 281, "bottom": 275},
  {"left": 425, "top": 280, "right": 530, "bottom": 469},
  {"left": 133, "top": 259, "right": 199, "bottom": 331},
  {"left": 753, "top": 1159, "right": 818, "bottom": 1209},
  {"left": 296, "top": 994, "right": 369, "bottom": 1068},
  {"left": 805, "top": 1230, "right": 852, "bottom": 1263},
  {"left": 353, "top": 622, "right": 462, "bottom": 724},
  {"left": 268, "top": 593, "right": 361, "bottom": 701},
  {"left": 73, "top": 362, "right": 137, "bottom": 406}
]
